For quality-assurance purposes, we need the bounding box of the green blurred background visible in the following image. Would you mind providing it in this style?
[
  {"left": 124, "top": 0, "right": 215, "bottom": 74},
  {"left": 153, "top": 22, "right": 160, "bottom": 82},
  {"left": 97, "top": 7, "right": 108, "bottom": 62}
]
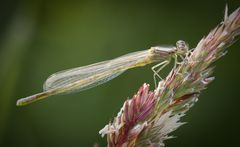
[{"left": 0, "top": 0, "right": 239, "bottom": 146}]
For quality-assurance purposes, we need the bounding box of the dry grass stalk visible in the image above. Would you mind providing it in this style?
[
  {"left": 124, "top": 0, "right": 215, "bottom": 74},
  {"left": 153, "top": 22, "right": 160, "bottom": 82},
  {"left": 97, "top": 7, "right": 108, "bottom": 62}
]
[{"left": 99, "top": 7, "right": 240, "bottom": 147}]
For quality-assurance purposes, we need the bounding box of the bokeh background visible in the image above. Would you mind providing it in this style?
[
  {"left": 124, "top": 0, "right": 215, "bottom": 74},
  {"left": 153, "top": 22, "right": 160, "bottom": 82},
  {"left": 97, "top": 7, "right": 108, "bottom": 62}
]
[{"left": 0, "top": 0, "right": 239, "bottom": 146}]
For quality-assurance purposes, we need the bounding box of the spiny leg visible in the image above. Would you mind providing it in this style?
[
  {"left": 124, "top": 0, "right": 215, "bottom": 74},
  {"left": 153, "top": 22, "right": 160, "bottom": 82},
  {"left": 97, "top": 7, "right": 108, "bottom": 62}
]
[
  {"left": 179, "top": 55, "right": 185, "bottom": 61},
  {"left": 177, "top": 49, "right": 195, "bottom": 65},
  {"left": 174, "top": 54, "right": 180, "bottom": 69},
  {"left": 151, "top": 60, "right": 170, "bottom": 88},
  {"left": 152, "top": 62, "right": 166, "bottom": 79},
  {"left": 154, "top": 60, "right": 170, "bottom": 88},
  {"left": 174, "top": 54, "right": 190, "bottom": 77},
  {"left": 186, "top": 48, "right": 195, "bottom": 57},
  {"left": 174, "top": 54, "right": 185, "bottom": 69}
]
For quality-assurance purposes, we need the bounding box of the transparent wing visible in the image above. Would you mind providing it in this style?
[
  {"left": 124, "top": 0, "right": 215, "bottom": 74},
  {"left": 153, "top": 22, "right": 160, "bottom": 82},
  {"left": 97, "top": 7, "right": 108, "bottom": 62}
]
[
  {"left": 43, "top": 60, "right": 110, "bottom": 91},
  {"left": 43, "top": 49, "right": 150, "bottom": 93}
]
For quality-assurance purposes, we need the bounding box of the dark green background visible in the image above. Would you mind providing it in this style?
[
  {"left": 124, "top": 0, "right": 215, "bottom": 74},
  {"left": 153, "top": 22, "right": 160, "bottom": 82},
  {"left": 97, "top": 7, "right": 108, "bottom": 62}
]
[{"left": 0, "top": 0, "right": 239, "bottom": 146}]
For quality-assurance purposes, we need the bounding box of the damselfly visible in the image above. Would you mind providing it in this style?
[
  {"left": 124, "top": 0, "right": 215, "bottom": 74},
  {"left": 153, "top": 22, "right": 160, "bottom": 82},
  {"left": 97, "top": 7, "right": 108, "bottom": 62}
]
[{"left": 16, "top": 40, "right": 189, "bottom": 106}]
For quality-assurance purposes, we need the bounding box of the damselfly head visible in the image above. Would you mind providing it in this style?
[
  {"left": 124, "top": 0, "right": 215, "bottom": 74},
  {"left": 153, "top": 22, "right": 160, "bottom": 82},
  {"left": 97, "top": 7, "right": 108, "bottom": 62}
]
[{"left": 176, "top": 40, "right": 189, "bottom": 55}]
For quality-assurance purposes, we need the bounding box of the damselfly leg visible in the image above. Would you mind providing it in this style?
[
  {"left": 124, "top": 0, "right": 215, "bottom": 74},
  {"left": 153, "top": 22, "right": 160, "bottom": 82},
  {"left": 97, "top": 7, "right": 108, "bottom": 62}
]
[
  {"left": 186, "top": 48, "right": 195, "bottom": 57},
  {"left": 174, "top": 54, "right": 183, "bottom": 68},
  {"left": 151, "top": 60, "right": 170, "bottom": 88}
]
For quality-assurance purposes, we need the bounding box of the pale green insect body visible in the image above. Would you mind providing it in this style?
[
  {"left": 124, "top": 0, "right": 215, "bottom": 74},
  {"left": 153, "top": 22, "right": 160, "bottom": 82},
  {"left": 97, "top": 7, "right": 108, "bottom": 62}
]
[{"left": 17, "top": 40, "right": 189, "bottom": 106}]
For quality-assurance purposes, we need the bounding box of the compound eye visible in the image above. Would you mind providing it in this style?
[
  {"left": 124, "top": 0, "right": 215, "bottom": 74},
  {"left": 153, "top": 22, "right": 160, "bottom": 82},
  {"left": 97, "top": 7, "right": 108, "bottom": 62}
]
[{"left": 176, "top": 40, "right": 189, "bottom": 51}]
